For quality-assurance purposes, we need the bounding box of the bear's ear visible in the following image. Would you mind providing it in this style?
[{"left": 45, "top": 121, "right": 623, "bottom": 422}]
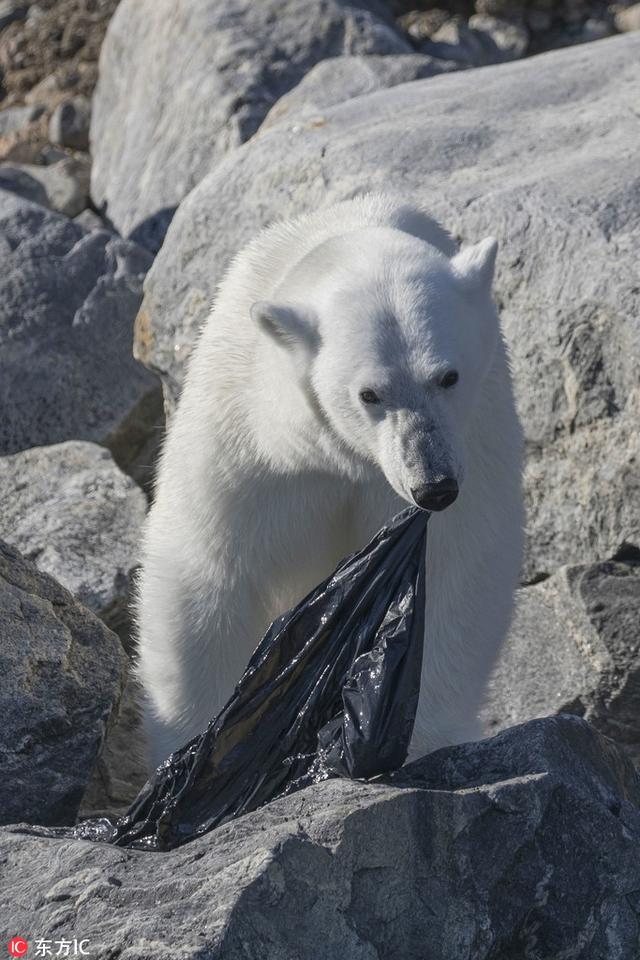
[
  {"left": 451, "top": 237, "right": 498, "bottom": 292},
  {"left": 250, "top": 301, "right": 318, "bottom": 355}
]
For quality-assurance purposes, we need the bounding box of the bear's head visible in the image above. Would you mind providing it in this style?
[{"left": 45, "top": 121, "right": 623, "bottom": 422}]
[{"left": 251, "top": 227, "right": 500, "bottom": 510}]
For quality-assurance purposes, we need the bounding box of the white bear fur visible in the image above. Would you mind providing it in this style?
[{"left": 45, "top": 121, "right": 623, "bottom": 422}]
[{"left": 136, "top": 195, "right": 525, "bottom": 769}]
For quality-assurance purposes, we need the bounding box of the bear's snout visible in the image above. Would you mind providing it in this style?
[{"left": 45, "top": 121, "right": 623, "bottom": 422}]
[{"left": 410, "top": 478, "right": 458, "bottom": 512}]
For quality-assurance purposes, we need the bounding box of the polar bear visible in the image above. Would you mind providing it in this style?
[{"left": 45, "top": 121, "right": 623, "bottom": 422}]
[{"left": 136, "top": 194, "right": 524, "bottom": 769}]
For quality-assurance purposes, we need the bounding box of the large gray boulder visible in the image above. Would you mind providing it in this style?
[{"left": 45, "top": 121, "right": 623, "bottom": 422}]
[
  {"left": 2, "top": 716, "right": 639, "bottom": 957},
  {"left": 0, "top": 190, "right": 162, "bottom": 489},
  {"left": 483, "top": 548, "right": 640, "bottom": 763},
  {"left": 90, "top": 0, "right": 411, "bottom": 250},
  {"left": 136, "top": 33, "right": 640, "bottom": 576},
  {"left": 0, "top": 442, "right": 147, "bottom": 637},
  {"left": 260, "top": 53, "right": 461, "bottom": 131},
  {"left": 0, "top": 540, "right": 127, "bottom": 827},
  {"left": 0, "top": 445, "right": 149, "bottom": 821}
]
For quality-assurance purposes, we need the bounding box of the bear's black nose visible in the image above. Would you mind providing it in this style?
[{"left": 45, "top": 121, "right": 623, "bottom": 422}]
[{"left": 411, "top": 478, "right": 459, "bottom": 512}]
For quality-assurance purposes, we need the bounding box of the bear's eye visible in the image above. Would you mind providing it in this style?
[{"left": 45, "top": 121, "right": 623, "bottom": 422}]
[
  {"left": 440, "top": 370, "right": 459, "bottom": 389},
  {"left": 359, "top": 388, "right": 381, "bottom": 405}
]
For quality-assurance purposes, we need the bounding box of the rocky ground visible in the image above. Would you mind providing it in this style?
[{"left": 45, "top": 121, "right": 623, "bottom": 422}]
[
  {"left": 4, "top": 717, "right": 640, "bottom": 958},
  {"left": 1, "top": 0, "right": 638, "bottom": 233},
  {"left": 1, "top": 1, "right": 640, "bottom": 956},
  {"left": 0, "top": 0, "right": 117, "bottom": 157},
  {"left": 392, "top": 0, "right": 640, "bottom": 57}
]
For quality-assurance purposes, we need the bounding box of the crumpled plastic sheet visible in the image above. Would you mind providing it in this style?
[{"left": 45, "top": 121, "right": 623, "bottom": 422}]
[{"left": 36, "top": 506, "right": 428, "bottom": 851}]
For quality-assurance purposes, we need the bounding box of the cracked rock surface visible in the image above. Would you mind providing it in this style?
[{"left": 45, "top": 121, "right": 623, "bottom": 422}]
[
  {"left": 0, "top": 539, "right": 127, "bottom": 827},
  {"left": 0, "top": 189, "right": 162, "bottom": 488},
  {"left": 2, "top": 716, "right": 639, "bottom": 957},
  {"left": 90, "top": 0, "right": 411, "bottom": 250},
  {"left": 0, "top": 441, "right": 146, "bottom": 636},
  {"left": 260, "top": 52, "right": 462, "bottom": 131},
  {"left": 484, "top": 549, "right": 640, "bottom": 763}
]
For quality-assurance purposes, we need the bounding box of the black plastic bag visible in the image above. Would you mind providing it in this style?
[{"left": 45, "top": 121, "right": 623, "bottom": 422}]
[{"left": 72, "top": 506, "right": 428, "bottom": 851}]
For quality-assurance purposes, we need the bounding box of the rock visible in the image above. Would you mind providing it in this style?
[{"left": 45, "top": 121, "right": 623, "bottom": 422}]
[
  {"left": 0, "top": 190, "right": 162, "bottom": 489},
  {"left": 420, "top": 17, "right": 495, "bottom": 65},
  {"left": 615, "top": 3, "right": 640, "bottom": 31},
  {"left": 2, "top": 716, "right": 639, "bottom": 955},
  {"left": 526, "top": 6, "right": 553, "bottom": 31},
  {"left": 0, "top": 155, "right": 90, "bottom": 217},
  {"left": 0, "top": 92, "right": 49, "bottom": 165},
  {"left": 474, "top": 0, "right": 525, "bottom": 17},
  {"left": 261, "top": 54, "right": 461, "bottom": 130},
  {"left": 36, "top": 143, "right": 68, "bottom": 164},
  {"left": 79, "top": 673, "right": 148, "bottom": 820},
  {"left": 0, "top": 442, "right": 147, "bottom": 636},
  {"left": 483, "top": 549, "right": 640, "bottom": 762},
  {"left": 468, "top": 13, "right": 530, "bottom": 58},
  {"left": 0, "top": 441, "right": 151, "bottom": 821},
  {"left": 398, "top": 8, "right": 452, "bottom": 41},
  {"left": 48, "top": 94, "right": 91, "bottom": 151},
  {"left": 560, "top": 0, "right": 588, "bottom": 26},
  {"left": 524, "top": 390, "right": 640, "bottom": 582},
  {"left": 25, "top": 2, "right": 45, "bottom": 24},
  {"left": 0, "top": 539, "right": 127, "bottom": 827},
  {"left": 91, "top": 0, "right": 411, "bottom": 250},
  {"left": 137, "top": 33, "right": 640, "bottom": 577},
  {"left": 73, "top": 207, "right": 111, "bottom": 232},
  {"left": 579, "top": 17, "right": 614, "bottom": 41},
  {"left": 421, "top": 14, "right": 528, "bottom": 64},
  {"left": 0, "top": 102, "right": 44, "bottom": 136},
  {"left": 22, "top": 71, "right": 60, "bottom": 105},
  {"left": 0, "top": 0, "right": 26, "bottom": 32}
]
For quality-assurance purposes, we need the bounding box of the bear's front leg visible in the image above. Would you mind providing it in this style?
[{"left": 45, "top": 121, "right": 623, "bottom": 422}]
[
  {"left": 135, "top": 526, "right": 278, "bottom": 769},
  {"left": 407, "top": 497, "right": 523, "bottom": 763},
  {"left": 350, "top": 473, "right": 522, "bottom": 765}
]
